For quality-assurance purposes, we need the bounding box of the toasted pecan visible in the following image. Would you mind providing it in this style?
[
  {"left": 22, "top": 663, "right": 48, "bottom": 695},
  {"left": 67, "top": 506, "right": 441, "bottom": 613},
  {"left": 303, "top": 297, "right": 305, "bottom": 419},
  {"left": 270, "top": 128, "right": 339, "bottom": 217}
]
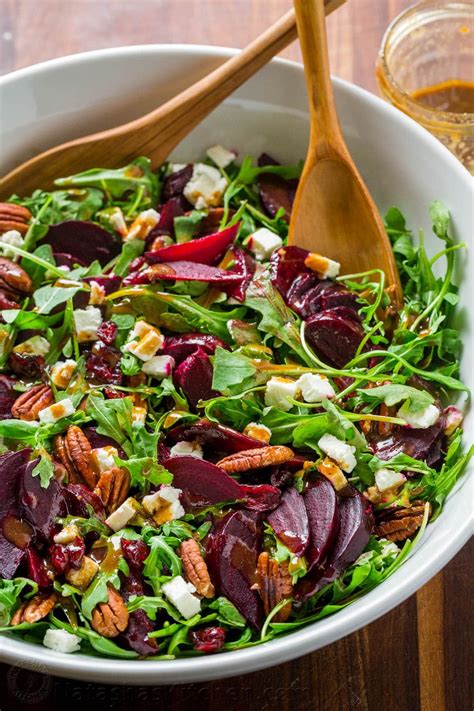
[
  {"left": 375, "top": 501, "right": 430, "bottom": 542},
  {"left": 91, "top": 585, "right": 129, "bottom": 638},
  {"left": 0, "top": 202, "right": 32, "bottom": 236},
  {"left": 216, "top": 445, "right": 294, "bottom": 473},
  {"left": 0, "top": 257, "right": 33, "bottom": 298},
  {"left": 11, "top": 592, "right": 57, "bottom": 626},
  {"left": 94, "top": 467, "right": 130, "bottom": 513},
  {"left": 11, "top": 384, "right": 54, "bottom": 421},
  {"left": 180, "top": 538, "right": 215, "bottom": 598},
  {"left": 255, "top": 552, "right": 292, "bottom": 622}
]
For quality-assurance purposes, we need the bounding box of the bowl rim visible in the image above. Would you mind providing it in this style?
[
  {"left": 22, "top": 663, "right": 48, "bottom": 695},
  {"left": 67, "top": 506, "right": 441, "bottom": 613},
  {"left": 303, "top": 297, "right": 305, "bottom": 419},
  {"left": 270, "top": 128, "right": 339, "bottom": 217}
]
[{"left": 0, "top": 43, "right": 472, "bottom": 685}]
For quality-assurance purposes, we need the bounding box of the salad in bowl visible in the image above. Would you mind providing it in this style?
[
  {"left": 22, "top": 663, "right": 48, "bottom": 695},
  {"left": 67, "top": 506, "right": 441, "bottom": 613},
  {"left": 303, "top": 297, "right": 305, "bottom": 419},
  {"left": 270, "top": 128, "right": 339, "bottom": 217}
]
[{"left": 0, "top": 147, "right": 471, "bottom": 660}]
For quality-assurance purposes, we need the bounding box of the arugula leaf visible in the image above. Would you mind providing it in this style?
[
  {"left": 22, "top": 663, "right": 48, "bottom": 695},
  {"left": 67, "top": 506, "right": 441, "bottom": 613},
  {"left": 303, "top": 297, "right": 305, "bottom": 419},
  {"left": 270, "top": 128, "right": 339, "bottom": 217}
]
[
  {"left": 207, "top": 597, "right": 246, "bottom": 628},
  {"left": 173, "top": 211, "right": 206, "bottom": 243},
  {"left": 143, "top": 536, "right": 182, "bottom": 595},
  {"left": 0, "top": 419, "right": 39, "bottom": 443},
  {"left": 34, "top": 284, "right": 84, "bottom": 314},
  {"left": 0, "top": 578, "right": 38, "bottom": 625},
  {"left": 357, "top": 383, "right": 434, "bottom": 413},
  {"left": 1, "top": 309, "right": 60, "bottom": 331},
  {"left": 81, "top": 568, "right": 121, "bottom": 620},
  {"left": 211, "top": 347, "right": 258, "bottom": 393},
  {"left": 31, "top": 454, "right": 55, "bottom": 488},
  {"left": 114, "top": 239, "right": 144, "bottom": 277},
  {"left": 86, "top": 393, "right": 133, "bottom": 452}
]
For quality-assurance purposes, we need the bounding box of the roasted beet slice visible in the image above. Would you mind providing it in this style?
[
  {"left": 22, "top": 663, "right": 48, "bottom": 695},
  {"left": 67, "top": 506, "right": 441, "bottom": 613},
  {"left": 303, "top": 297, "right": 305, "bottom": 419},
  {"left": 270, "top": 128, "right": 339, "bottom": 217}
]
[
  {"left": 161, "top": 334, "right": 227, "bottom": 365},
  {"left": 173, "top": 348, "right": 216, "bottom": 408},
  {"left": 164, "top": 457, "right": 243, "bottom": 509},
  {"left": 267, "top": 487, "right": 309, "bottom": 556},
  {"left": 206, "top": 509, "right": 263, "bottom": 628},
  {"left": 223, "top": 247, "right": 256, "bottom": 302},
  {"left": 44, "top": 221, "right": 121, "bottom": 266},
  {"left": 146, "top": 223, "right": 239, "bottom": 266},
  {"left": 287, "top": 277, "right": 358, "bottom": 319},
  {"left": 371, "top": 416, "right": 446, "bottom": 468},
  {"left": 122, "top": 609, "right": 158, "bottom": 656},
  {"left": 167, "top": 419, "right": 265, "bottom": 455},
  {"left": 258, "top": 174, "right": 294, "bottom": 223},
  {"left": 237, "top": 484, "right": 280, "bottom": 512},
  {"left": 270, "top": 245, "right": 311, "bottom": 299},
  {"left": 305, "top": 307, "right": 365, "bottom": 368},
  {"left": 149, "top": 197, "right": 184, "bottom": 239},
  {"left": 25, "top": 546, "right": 51, "bottom": 589},
  {"left": 141, "top": 260, "right": 245, "bottom": 284},
  {"left": 0, "top": 450, "right": 31, "bottom": 519},
  {"left": 303, "top": 477, "right": 339, "bottom": 571},
  {"left": 0, "top": 533, "right": 27, "bottom": 579},
  {"left": 162, "top": 164, "right": 193, "bottom": 202},
  {"left": 0, "top": 374, "right": 18, "bottom": 419},
  {"left": 65, "top": 483, "right": 105, "bottom": 518},
  {"left": 20, "top": 460, "right": 66, "bottom": 542}
]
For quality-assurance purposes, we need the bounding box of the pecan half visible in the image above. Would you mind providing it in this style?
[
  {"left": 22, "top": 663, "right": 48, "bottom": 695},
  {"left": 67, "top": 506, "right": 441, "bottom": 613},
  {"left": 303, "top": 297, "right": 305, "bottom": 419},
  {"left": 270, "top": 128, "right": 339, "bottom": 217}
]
[
  {"left": 94, "top": 467, "right": 130, "bottom": 513},
  {"left": 375, "top": 501, "right": 430, "bottom": 542},
  {"left": 179, "top": 538, "right": 215, "bottom": 598},
  {"left": 54, "top": 426, "right": 98, "bottom": 488},
  {"left": 11, "top": 592, "right": 57, "bottom": 626},
  {"left": 0, "top": 202, "right": 32, "bottom": 236},
  {"left": 216, "top": 445, "right": 294, "bottom": 473},
  {"left": 11, "top": 384, "right": 54, "bottom": 421},
  {"left": 255, "top": 552, "right": 292, "bottom": 622},
  {"left": 91, "top": 585, "right": 129, "bottom": 638},
  {"left": 0, "top": 257, "right": 33, "bottom": 299}
]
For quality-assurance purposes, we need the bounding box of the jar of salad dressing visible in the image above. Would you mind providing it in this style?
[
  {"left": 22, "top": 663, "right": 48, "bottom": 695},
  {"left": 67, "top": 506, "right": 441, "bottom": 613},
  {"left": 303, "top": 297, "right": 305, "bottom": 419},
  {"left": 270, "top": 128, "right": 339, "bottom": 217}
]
[{"left": 376, "top": 1, "right": 474, "bottom": 173}]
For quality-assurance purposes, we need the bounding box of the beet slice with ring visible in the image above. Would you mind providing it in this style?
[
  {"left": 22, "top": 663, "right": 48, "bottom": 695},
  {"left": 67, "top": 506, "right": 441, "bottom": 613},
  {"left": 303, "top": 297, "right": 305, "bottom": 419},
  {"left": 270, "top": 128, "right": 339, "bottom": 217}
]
[
  {"left": 173, "top": 348, "right": 217, "bottom": 408},
  {"left": 161, "top": 334, "right": 228, "bottom": 365},
  {"left": 0, "top": 449, "right": 32, "bottom": 579},
  {"left": 303, "top": 476, "right": 339, "bottom": 571},
  {"left": 305, "top": 307, "right": 365, "bottom": 368},
  {"left": 206, "top": 509, "right": 264, "bottom": 629},
  {"left": 146, "top": 223, "right": 239, "bottom": 266},
  {"left": 43, "top": 221, "right": 121, "bottom": 266},
  {"left": 270, "top": 245, "right": 311, "bottom": 299},
  {"left": 267, "top": 486, "right": 309, "bottom": 556}
]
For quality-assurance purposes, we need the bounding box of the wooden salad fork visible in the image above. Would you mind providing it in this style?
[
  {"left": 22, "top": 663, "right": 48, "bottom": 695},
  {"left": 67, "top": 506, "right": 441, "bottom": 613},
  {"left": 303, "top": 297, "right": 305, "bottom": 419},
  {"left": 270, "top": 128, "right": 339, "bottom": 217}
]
[
  {"left": 290, "top": 0, "right": 402, "bottom": 304},
  {"left": 0, "top": 0, "right": 345, "bottom": 200}
]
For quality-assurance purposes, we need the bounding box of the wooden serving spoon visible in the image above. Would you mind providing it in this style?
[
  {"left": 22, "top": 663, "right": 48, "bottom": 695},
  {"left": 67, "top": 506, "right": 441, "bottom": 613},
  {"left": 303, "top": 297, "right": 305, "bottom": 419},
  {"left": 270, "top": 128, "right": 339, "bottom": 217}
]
[
  {"left": 290, "top": 0, "right": 402, "bottom": 304},
  {"left": 0, "top": 0, "right": 345, "bottom": 200}
]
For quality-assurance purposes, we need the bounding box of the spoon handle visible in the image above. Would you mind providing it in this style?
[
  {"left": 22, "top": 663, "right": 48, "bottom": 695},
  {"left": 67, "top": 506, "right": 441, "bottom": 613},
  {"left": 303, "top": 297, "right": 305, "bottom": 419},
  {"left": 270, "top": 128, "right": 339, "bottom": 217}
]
[{"left": 294, "top": 0, "right": 345, "bottom": 159}]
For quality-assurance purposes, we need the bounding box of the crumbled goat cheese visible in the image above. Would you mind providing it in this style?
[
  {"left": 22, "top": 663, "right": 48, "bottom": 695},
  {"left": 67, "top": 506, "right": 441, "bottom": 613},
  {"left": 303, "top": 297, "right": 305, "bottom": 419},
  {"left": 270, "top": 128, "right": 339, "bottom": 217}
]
[
  {"left": 297, "top": 373, "right": 336, "bottom": 402},
  {"left": 50, "top": 359, "right": 77, "bottom": 389},
  {"left": 126, "top": 209, "right": 160, "bottom": 241},
  {"left": 243, "top": 422, "right": 272, "bottom": 443},
  {"left": 131, "top": 406, "right": 147, "bottom": 427},
  {"left": 264, "top": 377, "right": 300, "bottom": 412},
  {"left": 169, "top": 440, "right": 204, "bottom": 459},
  {"left": 304, "top": 251, "right": 341, "bottom": 278},
  {"left": 397, "top": 402, "right": 440, "bottom": 429},
  {"left": 13, "top": 335, "right": 50, "bottom": 356},
  {"left": 105, "top": 497, "right": 138, "bottom": 531},
  {"left": 53, "top": 523, "right": 80, "bottom": 544},
  {"left": 43, "top": 628, "right": 81, "bottom": 654},
  {"left": 73, "top": 306, "right": 102, "bottom": 342},
  {"left": 0, "top": 229, "right": 24, "bottom": 258},
  {"left": 183, "top": 163, "right": 227, "bottom": 209},
  {"left": 89, "top": 281, "right": 106, "bottom": 305},
  {"left": 318, "top": 433, "right": 357, "bottom": 473},
  {"left": 248, "top": 228, "right": 283, "bottom": 261},
  {"left": 142, "top": 485, "right": 185, "bottom": 522},
  {"left": 162, "top": 575, "right": 201, "bottom": 619},
  {"left": 109, "top": 208, "right": 128, "bottom": 237},
  {"left": 142, "top": 355, "right": 175, "bottom": 378},
  {"left": 375, "top": 467, "right": 406, "bottom": 493},
  {"left": 123, "top": 321, "right": 164, "bottom": 361},
  {"left": 38, "top": 398, "right": 75, "bottom": 424},
  {"left": 90, "top": 446, "right": 119, "bottom": 473},
  {"left": 206, "top": 144, "right": 235, "bottom": 168}
]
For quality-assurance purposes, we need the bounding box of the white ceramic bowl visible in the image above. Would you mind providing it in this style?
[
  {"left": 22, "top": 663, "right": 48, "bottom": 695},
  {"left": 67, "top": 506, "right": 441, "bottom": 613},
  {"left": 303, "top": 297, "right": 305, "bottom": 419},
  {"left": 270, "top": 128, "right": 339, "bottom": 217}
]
[{"left": 0, "top": 46, "right": 472, "bottom": 685}]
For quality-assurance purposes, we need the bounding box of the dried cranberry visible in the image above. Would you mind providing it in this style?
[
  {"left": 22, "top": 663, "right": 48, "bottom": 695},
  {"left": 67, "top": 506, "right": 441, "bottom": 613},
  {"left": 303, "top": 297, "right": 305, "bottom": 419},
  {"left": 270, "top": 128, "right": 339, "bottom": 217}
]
[
  {"left": 65, "top": 484, "right": 105, "bottom": 517},
  {"left": 49, "top": 536, "right": 85, "bottom": 574},
  {"left": 49, "top": 543, "right": 69, "bottom": 574},
  {"left": 25, "top": 547, "right": 50, "bottom": 589},
  {"left": 121, "top": 538, "right": 150, "bottom": 572},
  {"left": 0, "top": 374, "right": 18, "bottom": 420},
  {"left": 9, "top": 352, "right": 45, "bottom": 379},
  {"left": 103, "top": 387, "right": 127, "bottom": 399},
  {"left": 97, "top": 320, "right": 118, "bottom": 346},
  {"left": 190, "top": 626, "right": 226, "bottom": 653},
  {"left": 86, "top": 343, "right": 123, "bottom": 385}
]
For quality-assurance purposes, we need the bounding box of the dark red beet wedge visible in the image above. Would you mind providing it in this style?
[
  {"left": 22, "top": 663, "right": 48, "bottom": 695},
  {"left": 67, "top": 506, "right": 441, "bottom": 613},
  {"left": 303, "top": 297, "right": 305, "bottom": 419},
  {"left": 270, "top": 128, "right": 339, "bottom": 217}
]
[
  {"left": 149, "top": 197, "right": 184, "bottom": 238},
  {"left": 44, "top": 221, "right": 121, "bottom": 266},
  {"left": 65, "top": 483, "right": 105, "bottom": 518},
  {"left": 237, "top": 484, "right": 280, "bottom": 512},
  {"left": 223, "top": 247, "right": 255, "bottom": 302},
  {"left": 167, "top": 419, "right": 265, "bottom": 455},
  {"left": 371, "top": 415, "right": 446, "bottom": 468},
  {"left": 267, "top": 487, "right": 309, "bottom": 556},
  {"left": 303, "top": 477, "right": 339, "bottom": 571},
  {"left": 146, "top": 223, "right": 239, "bottom": 266},
  {"left": 0, "top": 375, "right": 18, "bottom": 420},
  {"left": 161, "top": 334, "right": 227, "bottom": 365},
  {"left": 206, "top": 509, "right": 263, "bottom": 628},
  {"left": 305, "top": 307, "right": 365, "bottom": 368},
  {"left": 25, "top": 546, "right": 50, "bottom": 589},
  {"left": 173, "top": 348, "right": 217, "bottom": 408},
  {"left": 163, "top": 456, "right": 243, "bottom": 509},
  {"left": 270, "top": 245, "right": 311, "bottom": 299},
  {"left": 162, "top": 164, "right": 193, "bottom": 202},
  {"left": 0, "top": 450, "right": 31, "bottom": 578},
  {"left": 144, "top": 260, "right": 245, "bottom": 284},
  {"left": 20, "top": 460, "right": 67, "bottom": 542}
]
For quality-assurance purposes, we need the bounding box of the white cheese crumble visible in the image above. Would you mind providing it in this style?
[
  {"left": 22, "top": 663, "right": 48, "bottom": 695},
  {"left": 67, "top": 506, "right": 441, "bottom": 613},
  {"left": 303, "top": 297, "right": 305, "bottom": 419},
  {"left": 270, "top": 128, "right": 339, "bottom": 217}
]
[
  {"left": 50, "top": 359, "right": 77, "bottom": 389},
  {"left": 53, "top": 523, "right": 80, "bottom": 544},
  {"left": 318, "top": 433, "right": 357, "bottom": 473},
  {"left": 304, "top": 252, "right": 341, "bottom": 278},
  {"left": 89, "top": 281, "right": 106, "bottom": 306},
  {"left": 374, "top": 467, "right": 406, "bottom": 493},
  {"left": 38, "top": 398, "right": 75, "bottom": 424},
  {"left": 183, "top": 163, "right": 227, "bottom": 209},
  {"left": 297, "top": 373, "right": 336, "bottom": 402},
  {"left": 43, "top": 628, "right": 81, "bottom": 654},
  {"left": 13, "top": 335, "right": 50, "bottom": 357},
  {"left": 169, "top": 440, "right": 204, "bottom": 459},
  {"left": 123, "top": 321, "right": 164, "bottom": 362},
  {"left": 243, "top": 422, "right": 272, "bottom": 443},
  {"left": 142, "top": 485, "right": 185, "bottom": 522},
  {"left": 105, "top": 497, "right": 138, "bottom": 531},
  {"left": 248, "top": 228, "right": 283, "bottom": 261},
  {"left": 397, "top": 402, "right": 440, "bottom": 429},
  {"left": 161, "top": 575, "right": 201, "bottom": 619},
  {"left": 131, "top": 406, "right": 147, "bottom": 428},
  {"left": 142, "top": 355, "right": 175, "bottom": 378},
  {"left": 264, "top": 377, "right": 300, "bottom": 412},
  {"left": 126, "top": 209, "right": 161, "bottom": 241},
  {"left": 206, "top": 144, "right": 235, "bottom": 168},
  {"left": 109, "top": 208, "right": 128, "bottom": 237},
  {"left": 0, "top": 229, "right": 24, "bottom": 258},
  {"left": 90, "top": 446, "right": 119, "bottom": 473},
  {"left": 73, "top": 306, "right": 102, "bottom": 343}
]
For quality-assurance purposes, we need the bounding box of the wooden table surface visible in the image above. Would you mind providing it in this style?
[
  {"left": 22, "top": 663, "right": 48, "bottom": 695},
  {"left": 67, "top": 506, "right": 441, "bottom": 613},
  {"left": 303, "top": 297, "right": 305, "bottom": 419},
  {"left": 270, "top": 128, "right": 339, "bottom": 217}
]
[{"left": 0, "top": 1, "right": 472, "bottom": 709}]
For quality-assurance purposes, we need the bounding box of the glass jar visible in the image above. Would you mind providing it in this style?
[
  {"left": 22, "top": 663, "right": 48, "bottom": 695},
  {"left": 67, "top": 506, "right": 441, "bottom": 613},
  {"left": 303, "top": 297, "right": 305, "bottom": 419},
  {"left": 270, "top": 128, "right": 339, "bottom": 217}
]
[{"left": 376, "top": 1, "right": 474, "bottom": 172}]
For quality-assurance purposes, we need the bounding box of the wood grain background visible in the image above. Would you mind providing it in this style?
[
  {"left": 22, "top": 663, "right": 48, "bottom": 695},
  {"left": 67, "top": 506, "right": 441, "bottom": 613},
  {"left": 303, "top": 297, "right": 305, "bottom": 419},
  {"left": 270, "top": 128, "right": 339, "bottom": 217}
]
[{"left": 0, "top": 2, "right": 472, "bottom": 710}]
